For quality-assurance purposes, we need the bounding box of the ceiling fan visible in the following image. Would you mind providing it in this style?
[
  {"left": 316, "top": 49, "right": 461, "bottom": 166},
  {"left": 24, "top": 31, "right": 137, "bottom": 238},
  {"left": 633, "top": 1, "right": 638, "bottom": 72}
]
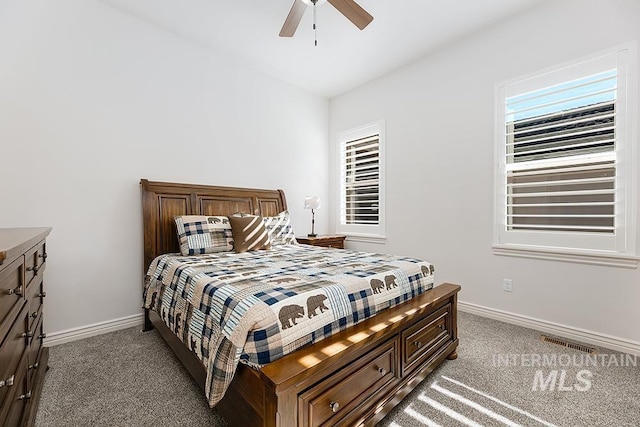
[{"left": 279, "top": 0, "right": 374, "bottom": 38}]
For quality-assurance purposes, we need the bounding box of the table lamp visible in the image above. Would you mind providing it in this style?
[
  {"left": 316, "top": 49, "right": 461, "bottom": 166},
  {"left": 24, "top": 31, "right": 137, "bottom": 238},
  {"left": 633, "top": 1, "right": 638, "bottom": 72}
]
[{"left": 303, "top": 196, "right": 321, "bottom": 237}]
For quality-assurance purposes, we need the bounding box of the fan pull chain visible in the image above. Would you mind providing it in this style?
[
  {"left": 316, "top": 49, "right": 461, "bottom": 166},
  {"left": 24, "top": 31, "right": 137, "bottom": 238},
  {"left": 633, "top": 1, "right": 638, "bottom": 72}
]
[{"left": 312, "top": 0, "right": 318, "bottom": 46}]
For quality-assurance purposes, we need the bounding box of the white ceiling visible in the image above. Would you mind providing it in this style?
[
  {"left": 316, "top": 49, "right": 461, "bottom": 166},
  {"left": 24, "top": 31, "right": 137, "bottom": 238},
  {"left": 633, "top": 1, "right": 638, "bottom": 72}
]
[{"left": 98, "top": 0, "right": 545, "bottom": 98}]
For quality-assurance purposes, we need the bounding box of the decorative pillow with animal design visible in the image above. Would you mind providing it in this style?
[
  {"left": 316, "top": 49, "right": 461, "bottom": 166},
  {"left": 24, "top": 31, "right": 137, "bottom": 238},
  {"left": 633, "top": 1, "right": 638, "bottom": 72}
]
[
  {"left": 263, "top": 211, "right": 297, "bottom": 246},
  {"left": 174, "top": 215, "right": 234, "bottom": 256},
  {"left": 228, "top": 214, "right": 272, "bottom": 253}
]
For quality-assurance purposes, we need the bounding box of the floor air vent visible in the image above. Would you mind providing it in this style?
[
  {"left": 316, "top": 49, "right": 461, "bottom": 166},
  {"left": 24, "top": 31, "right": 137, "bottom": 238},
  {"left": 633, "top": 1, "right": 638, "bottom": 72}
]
[{"left": 540, "top": 335, "right": 597, "bottom": 354}]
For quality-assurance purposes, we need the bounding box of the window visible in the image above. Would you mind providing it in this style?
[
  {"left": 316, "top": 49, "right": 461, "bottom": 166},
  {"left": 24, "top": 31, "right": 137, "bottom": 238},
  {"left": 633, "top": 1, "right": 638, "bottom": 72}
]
[
  {"left": 336, "top": 121, "right": 385, "bottom": 239},
  {"left": 494, "top": 44, "right": 637, "bottom": 266}
]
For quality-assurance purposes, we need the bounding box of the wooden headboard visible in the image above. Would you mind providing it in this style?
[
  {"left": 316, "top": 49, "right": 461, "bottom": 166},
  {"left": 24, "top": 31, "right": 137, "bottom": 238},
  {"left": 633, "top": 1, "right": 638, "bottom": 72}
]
[{"left": 140, "top": 179, "right": 287, "bottom": 272}]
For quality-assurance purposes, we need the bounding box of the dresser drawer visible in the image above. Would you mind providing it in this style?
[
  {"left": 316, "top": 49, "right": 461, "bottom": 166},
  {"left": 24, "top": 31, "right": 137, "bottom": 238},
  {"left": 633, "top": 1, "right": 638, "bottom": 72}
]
[
  {"left": 24, "top": 242, "right": 46, "bottom": 289},
  {"left": 0, "top": 305, "right": 29, "bottom": 411},
  {"left": 0, "top": 353, "right": 29, "bottom": 427},
  {"left": 315, "top": 237, "right": 344, "bottom": 249},
  {"left": 0, "top": 257, "right": 26, "bottom": 344},
  {"left": 401, "top": 303, "right": 452, "bottom": 375},
  {"left": 27, "top": 275, "right": 44, "bottom": 331},
  {"left": 28, "top": 315, "right": 44, "bottom": 387},
  {"left": 35, "top": 242, "right": 47, "bottom": 269},
  {"left": 299, "top": 338, "right": 399, "bottom": 427}
]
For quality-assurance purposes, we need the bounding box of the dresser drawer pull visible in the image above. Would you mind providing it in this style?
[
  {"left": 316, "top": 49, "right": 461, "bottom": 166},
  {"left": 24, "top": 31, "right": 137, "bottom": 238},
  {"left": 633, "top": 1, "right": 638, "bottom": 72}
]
[
  {"left": 329, "top": 401, "right": 340, "bottom": 413},
  {"left": 378, "top": 367, "right": 387, "bottom": 376},
  {"left": 22, "top": 332, "right": 34, "bottom": 338},
  {"left": 39, "top": 333, "right": 47, "bottom": 340},
  {"left": 29, "top": 363, "right": 39, "bottom": 370},
  {"left": 0, "top": 375, "right": 15, "bottom": 388},
  {"left": 439, "top": 324, "right": 445, "bottom": 330},
  {"left": 32, "top": 312, "right": 38, "bottom": 318},
  {"left": 39, "top": 253, "right": 48, "bottom": 260},
  {"left": 18, "top": 391, "right": 32, "bottom": 401},
  {"left": 38, "top": 292, "right": 47, "bottom": 298},
  {"left": 7, "top": 286, "right": 23, "bottom": 296},
  {"left": 27, "top": 266, "right": 39, "bottom": 274},
  {"left": 414, "top": 341, "right": 422, "bottom": 348}
]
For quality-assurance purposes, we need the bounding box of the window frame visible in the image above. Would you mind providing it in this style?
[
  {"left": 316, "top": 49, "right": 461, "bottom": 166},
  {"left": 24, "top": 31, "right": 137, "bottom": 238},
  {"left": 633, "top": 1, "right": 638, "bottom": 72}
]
[
  {"left": 493, "top": 43, "right": 638, "bottom": 268},
  {"left": 336, "top": 120, "right": 386, "bottom": 240}
]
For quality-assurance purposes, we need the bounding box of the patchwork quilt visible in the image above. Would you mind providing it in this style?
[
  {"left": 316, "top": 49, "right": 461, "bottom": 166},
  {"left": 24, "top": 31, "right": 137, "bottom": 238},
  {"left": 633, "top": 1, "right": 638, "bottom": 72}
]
[{"left": 143, "top": 244, "right": 435, "bottom": 407}]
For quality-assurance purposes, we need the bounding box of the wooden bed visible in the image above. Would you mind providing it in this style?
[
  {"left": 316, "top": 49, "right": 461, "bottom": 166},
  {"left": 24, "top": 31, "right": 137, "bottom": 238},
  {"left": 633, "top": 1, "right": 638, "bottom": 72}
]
[{"left": 141, "top": 178, "right": 460, "bottom": 427}]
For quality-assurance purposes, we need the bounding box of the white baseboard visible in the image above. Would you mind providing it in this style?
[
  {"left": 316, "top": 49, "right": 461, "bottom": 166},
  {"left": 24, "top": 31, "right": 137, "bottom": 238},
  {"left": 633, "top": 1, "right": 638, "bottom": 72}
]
[
  {"left": 42, "top": 303, "right": 640, "bottom": 356},
  {"left": 44, "top": 312, "right": 145, "bottom": 347},
  {"left": 458, "top": 300, "right": 640, "bottom": 356}
]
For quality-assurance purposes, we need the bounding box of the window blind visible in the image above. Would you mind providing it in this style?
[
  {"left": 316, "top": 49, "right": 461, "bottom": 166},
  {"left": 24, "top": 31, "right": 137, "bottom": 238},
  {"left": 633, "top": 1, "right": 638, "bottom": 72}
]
[
  {"left": 504, "top": 70, "right": 617, "bottom": 234},
  {"left": 340, "top": 134, "right": 380, "bottom": 225}
]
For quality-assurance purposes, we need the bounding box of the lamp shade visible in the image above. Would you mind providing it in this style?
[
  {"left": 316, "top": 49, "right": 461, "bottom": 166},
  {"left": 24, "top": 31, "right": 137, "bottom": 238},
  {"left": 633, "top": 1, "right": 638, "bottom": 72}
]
[{"left": 303, "top": 196, "right": 321, "bottom": 210}]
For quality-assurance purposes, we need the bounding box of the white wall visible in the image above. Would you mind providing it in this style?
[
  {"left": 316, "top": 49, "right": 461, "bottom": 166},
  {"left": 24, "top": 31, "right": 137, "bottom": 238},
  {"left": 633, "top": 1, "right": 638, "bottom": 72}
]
[
  {"left": 0, "top": 0, "right": 329, "bottom": 335},
  {"left": 329, "top": 0, "right": 640, "bottom": 348}
]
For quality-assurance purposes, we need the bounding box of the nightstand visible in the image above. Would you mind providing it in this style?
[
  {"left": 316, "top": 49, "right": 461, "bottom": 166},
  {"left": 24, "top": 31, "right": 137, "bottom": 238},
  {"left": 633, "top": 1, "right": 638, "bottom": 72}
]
[{"left": 297, "top": 235, "right": 346, "bottom": 249}]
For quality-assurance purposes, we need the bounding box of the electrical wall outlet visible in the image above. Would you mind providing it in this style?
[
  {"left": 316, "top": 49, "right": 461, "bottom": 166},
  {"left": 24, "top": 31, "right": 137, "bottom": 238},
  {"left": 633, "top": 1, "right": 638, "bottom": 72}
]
[{"left": 503, "top": 279, "right": 513, "bottom": 292}]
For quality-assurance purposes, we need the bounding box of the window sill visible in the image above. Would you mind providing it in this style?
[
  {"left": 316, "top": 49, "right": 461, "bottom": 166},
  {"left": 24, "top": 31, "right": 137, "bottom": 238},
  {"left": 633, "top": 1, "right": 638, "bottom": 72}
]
[
  {"left": 344, "top": 235, "right": 387, "bottom": 244},
  {"left": 492, "top": 244, "right": 638, "bottom": 268}
]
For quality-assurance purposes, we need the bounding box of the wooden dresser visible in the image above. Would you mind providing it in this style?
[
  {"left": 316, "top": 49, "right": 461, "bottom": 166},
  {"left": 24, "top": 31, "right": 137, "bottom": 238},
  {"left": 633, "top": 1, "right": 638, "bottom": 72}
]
[{"left": 0, "top": 228, "right": 51, "bottom": 427}]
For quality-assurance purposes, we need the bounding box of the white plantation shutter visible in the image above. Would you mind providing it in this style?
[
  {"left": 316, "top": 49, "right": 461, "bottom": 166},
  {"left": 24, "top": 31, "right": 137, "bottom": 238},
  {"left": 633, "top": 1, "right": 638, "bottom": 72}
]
[
  {"left": 494, "top": 45, "right": 637, "bottom": 259},
  {"left": 506, "top": 71, "right": 617, "bottom": 234},
  {"left": 342, "top": 135, "right": 380, "bottom": 224},
  {"left": 337, "top": 121, "right": 385, "bottom": 238}
]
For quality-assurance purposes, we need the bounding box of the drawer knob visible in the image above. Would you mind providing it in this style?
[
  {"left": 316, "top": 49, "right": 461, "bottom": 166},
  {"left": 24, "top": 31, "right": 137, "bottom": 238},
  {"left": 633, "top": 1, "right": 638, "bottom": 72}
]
[
  {"left": 32, "top": 312, "right": 38, "bottom": 318},
  {"left": 29, "top": 363, "right": 39, "bottom": 370},
  {"left": 39, "top": 253, "right": 48, "bottom": 260},
  {"left": 39, "top": 333, "right": 47, "bottom": 340},
  {"left": 18, "top": 391, "right": 32, "bottom": 401},
  {"left": 22, "top": 332, "right": 34, "bottom": 338},
  {"left": 329, "top": 401, "right": 340, "bottom": 413},
  {"left": 7, "top": 286, "right": 23, "bottom": 296},
  {"left": 0, "top": 375, "right": 15, "bottom": 388},
  {"left": 27, "top": 266, "right": 39, "bottom": 273},
  {"left": 414, "top": 341, "right": 422, "bottom": 348},
  {"left": 38, "top": 292, "right": 47, "bottom": 298},
  {"left": 378, "top": 367, "right": 387, "bottom": 376}
]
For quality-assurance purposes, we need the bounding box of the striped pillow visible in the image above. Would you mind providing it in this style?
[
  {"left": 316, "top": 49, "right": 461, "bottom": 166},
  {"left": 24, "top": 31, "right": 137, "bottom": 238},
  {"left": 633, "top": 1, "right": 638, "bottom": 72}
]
[
  {"left": 263, "top": 211, "right": 297, "bottom": 246},
  {"left": 228, "top": 215, "right": 272, "bottom": 253},
  {"left": 175, "top": 216, "right": 234, "bottom": 256}
]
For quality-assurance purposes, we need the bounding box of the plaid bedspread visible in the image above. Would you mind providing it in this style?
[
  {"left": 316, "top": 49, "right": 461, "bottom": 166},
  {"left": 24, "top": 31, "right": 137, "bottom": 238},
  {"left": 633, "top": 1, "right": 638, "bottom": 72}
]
[{"left": 143, "top": 244, "right": 435, "bottom": 407}]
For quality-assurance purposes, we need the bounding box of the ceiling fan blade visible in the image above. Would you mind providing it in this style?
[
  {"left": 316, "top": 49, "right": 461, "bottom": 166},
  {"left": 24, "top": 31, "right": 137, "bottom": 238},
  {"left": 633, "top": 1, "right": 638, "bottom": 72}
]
[
  {"left": 327, "top": 0, "right": 373, "bottom": 30},
  {"left": 279, "top": 0, "right": 307, "bottom": 37}
]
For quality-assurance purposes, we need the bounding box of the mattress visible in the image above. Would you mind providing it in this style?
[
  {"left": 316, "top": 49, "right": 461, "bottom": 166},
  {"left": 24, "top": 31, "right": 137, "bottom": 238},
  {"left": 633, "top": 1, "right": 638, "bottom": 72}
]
[{"left": 143, "top": 244, "right": 435, "bottom": 407}]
